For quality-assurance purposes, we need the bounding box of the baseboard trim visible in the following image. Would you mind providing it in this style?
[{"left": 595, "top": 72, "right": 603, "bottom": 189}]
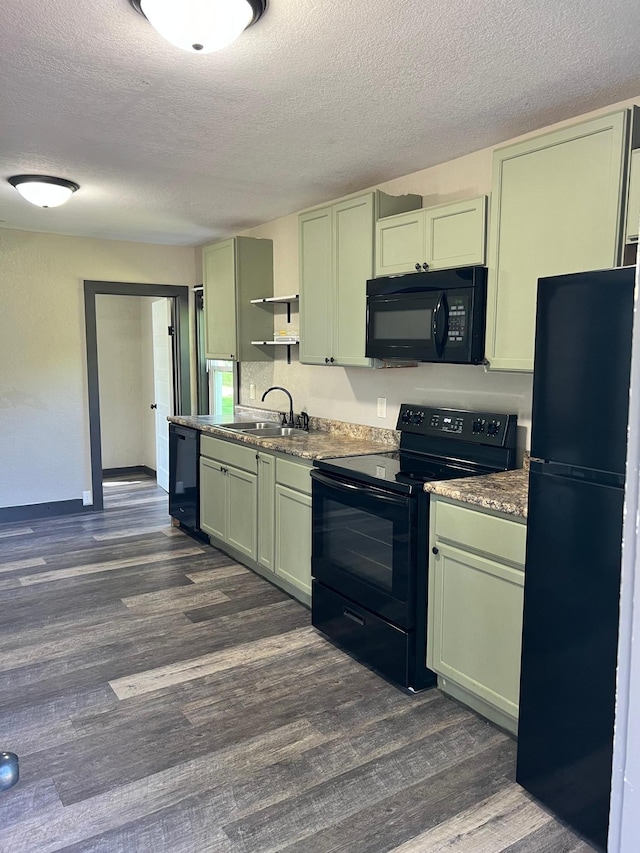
[
  {"left": 0, "top": 499, "right": 93, "bottom": 523},
  {"left": 103, "top": 466, "right": 156, "bottom": 479}
]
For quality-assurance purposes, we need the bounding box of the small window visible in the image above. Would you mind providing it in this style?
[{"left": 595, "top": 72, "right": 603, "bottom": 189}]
[{"left": 208, "top": 360, "right": 235, "bottom": 418}]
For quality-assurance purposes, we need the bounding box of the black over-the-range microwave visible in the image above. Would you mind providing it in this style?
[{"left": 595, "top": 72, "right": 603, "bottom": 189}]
[{"left": 365, "top": 266, "right": 487, "bottom": 364}]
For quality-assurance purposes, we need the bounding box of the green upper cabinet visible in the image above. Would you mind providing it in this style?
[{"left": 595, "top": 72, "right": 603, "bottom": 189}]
[
  {"left": 625, "top": 148, "right": 640, "bottom": 243},
  {"left": 299, "top": 206, "right": 333, "bottom": 365},
  {"left": 299, "top": 190, "right": 421, "bottom": 368},
  {"left": 203, "top": 236, "right": 274, "bottom": 362},
  {"left": 374, "top": 209, "right": 426, "bottom": 276},
  {"left": 486, "top": 110, "right": 632, "bottom": 372},
  {"left": 375, "top": 196, "right": 486, "bottom": 276},
  {"left": 333, "top": 194, "right": 376, "bottom": 368}
]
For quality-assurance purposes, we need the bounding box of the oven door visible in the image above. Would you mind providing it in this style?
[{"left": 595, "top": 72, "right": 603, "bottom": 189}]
[{"left": 311, "top": 470, "right": 416, "bottom": 629}]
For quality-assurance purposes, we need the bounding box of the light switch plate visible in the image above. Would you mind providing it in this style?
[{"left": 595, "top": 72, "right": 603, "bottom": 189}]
[
  {"left": 377, "top": 397, "right": 387, "bottom": 418},
  {"left": 82, "top": 490, "right": 93, "bottom": 506},
  {"left": 249, "top": 384, "right": 256, "bottom": 400}
]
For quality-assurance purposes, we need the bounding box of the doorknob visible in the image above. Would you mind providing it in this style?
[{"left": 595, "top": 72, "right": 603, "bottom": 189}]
[{"left": 150, "top": 403, "right": 158, "bottom": 410}]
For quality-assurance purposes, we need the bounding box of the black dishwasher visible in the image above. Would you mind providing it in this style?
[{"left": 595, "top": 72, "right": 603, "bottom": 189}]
[{"left": 169, "top": 424, "right": 202, "bottom": 535}]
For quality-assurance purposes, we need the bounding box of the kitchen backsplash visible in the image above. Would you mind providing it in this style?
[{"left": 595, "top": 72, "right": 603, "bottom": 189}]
[
  {"left": 236, "top": 405, "right": 400, "bottom": 446},
  {"left": 240, "top": 357, "right": 532, "bottom": 457}
]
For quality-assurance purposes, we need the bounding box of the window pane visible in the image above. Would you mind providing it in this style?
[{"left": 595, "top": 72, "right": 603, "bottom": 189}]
[{"left": 207, "top": 359, "right": 235, "bottom": 417}]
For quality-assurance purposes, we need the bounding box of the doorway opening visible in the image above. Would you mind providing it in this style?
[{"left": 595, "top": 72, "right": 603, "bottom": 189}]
[{"left": 84, "top": 281, "right": 190, "bottom": 512}]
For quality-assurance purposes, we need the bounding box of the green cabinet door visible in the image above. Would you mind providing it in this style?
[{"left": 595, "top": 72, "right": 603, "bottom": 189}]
[
  {"left": 257, "top": 451, "right": 275, "bottom": 572},
  {"left": 299, "top": 206, "right": 333, "bottom": 365},
  {"left": 274, "top": 484, "right": 312, "bottom": 597},
  {"left": 428, "top": 542, "right": 524, "bottom": 721},
  {"left": 375, "top": 198, "right": 487, "bottom": 276},
  {"left": 375, "top": 209, "right": 426, "bottom": 276},
  {"left": 202, "top": 236, "right": 273, "bottom": 363},
  {"left": 199, "top": 457, "right": 226, "bottom": 541},
  {"left": 226, "top": 464, "right": 257, "bottom": 561},
  {"left": 487, "top": 110, "right": 629, "bottom": 371},
  {"left": 333, "top": 194, "right": 374, "bottom": 367},
  {"left": 625, "top": 148, "right": 640, "bottom": 243},
  {"left": 203, "top": 238, "right": 237, "bottom": 360},
  {"left": 426, "top": 197, "right": 486, "bottom": 270}
]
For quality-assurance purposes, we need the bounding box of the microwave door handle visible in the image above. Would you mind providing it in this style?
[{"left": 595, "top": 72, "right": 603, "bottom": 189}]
[{"left": 432, "top": 291, "right": 448, "bottom": 358}]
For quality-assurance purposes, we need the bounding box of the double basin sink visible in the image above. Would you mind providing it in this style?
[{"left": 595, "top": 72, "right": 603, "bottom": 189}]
[{"left": 219, "top": 421, "right": 309, "bottom": 439}]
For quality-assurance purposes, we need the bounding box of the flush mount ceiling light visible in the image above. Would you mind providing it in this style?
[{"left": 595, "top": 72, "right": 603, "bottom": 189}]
[
  {"left": 129, "top": 0, "right": 267, "bottom": 54},
  {"left": 7, "top": 175, "right": 80, "bottom": 208}
]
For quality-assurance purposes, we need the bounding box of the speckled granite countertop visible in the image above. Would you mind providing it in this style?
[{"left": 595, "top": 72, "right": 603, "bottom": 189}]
[
  {"left": 424, "top": 468, "right": 529, "bottom": 519},
  {"left": 168, "top": 410, "right": 398, "bottom": 462}
]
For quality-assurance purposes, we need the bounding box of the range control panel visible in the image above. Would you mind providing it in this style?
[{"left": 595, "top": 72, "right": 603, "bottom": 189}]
[{"left": 396, "top": 404, "right": 517, "bottom": 447}]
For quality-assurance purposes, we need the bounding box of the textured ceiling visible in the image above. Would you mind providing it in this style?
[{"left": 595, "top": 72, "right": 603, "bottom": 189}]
[{"left": 1, "top": 0, "right": 640, "bottom": 246}]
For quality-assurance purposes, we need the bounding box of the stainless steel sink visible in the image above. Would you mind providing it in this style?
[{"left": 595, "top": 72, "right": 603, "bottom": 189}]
[
  {"left": 218, "top": 421, "right": 277, "bottom": 431},
  {"left": 240, "top": 427, "right": 305, "bottom": 438}
]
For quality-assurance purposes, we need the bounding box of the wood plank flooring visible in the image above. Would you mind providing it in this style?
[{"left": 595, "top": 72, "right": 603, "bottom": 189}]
[{"left": 0, "top": 475, "right": 597, "bottom": 852}]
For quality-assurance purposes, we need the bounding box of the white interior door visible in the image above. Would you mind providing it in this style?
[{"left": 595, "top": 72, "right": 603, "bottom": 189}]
[{"left": 152, "top": 299, "right": 174, "bottom": 492}]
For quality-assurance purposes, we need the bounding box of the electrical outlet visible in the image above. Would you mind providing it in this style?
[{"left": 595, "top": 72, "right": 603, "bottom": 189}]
[
  {"left": 82, "top": 490, "right": 93, "bottom": 506},
  {"left": 249, "top": 383, "right": 256, "bottom": 400},
  {"left": 377, "top": 397, "right": 387, "bottom": 418}
]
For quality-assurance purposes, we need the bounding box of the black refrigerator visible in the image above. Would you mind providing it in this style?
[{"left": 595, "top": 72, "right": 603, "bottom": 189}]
[{"left": 516, "top": 266, "right": 635, "bottom": 851}]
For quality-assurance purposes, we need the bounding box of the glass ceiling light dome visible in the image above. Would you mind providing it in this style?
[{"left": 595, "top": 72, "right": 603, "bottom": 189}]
[
  {"left": 129, "top": 0, "right": 267, "bottom": 54},
  {"left": 7, "top": 175, "right": 80, "bottom": 208}
]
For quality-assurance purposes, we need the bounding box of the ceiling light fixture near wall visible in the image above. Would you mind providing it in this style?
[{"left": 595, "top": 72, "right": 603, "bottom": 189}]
[
  {"left": 7, "top": 175, "right": 80, "bottom": 208},
  {"left": 129, "top": 0, "right": 267, "bottom": 54}
]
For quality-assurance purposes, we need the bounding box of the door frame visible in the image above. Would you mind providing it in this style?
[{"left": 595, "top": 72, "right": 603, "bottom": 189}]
[{"left": 84, "top": 280, "right": 190, "bottom": 512}]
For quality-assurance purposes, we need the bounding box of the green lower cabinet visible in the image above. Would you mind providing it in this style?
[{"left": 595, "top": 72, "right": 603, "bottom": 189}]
[
  {"left": 257, "top": 452, "right": 275, "bottom": 572},
  {"left": 199, "top": 457, "right": 226, "bottom": 541},
  {"left": 199, "top": 442, "right": 312, "bottom": 606},
  {"left": 427, "top": 497, "right": 526, "bottom": 734},
  {"left": 274, "top": 484, "right": 312, "bottom": 598},
  {"left": 199, "top": 455, "right": 257, "bottom": 561},
  {"left": 429, "top": 543, "right": 524, "bottom": 720},
  {"left": 225, "top": 465, "right": 257, "bottom": 561}
]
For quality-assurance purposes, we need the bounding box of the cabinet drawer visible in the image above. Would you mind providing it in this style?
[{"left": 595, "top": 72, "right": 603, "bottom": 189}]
[
  {"left": 432, "top": 498, "right": 526, "bottom": 566},
  {"left": 200, "top": 435, "right": 258, "bottom": 474},
  {"left": 275, "top": 457, "right": 312, "bottom": 494}
]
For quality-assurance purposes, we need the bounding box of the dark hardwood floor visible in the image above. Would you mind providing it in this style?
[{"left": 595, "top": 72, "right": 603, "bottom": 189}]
[{"left": 0, "top": 475, "right": 596, "bottom": 852}]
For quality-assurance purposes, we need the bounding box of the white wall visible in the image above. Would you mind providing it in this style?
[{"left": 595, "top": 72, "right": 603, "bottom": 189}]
[
  {"left": 96, "top": 295, "right": 144, "bottom": 469},
  {"left": 140, "top": 298, "right": 158, "bottom": 472},
  {"left": 95, "top": 294, "right": 160, "bottom": 472},
  {"left": 0, "top": 229, "right": 195, "bottom": 509},
  {"left": 237, "top": 93, "right": 640, "bottom": 451}
]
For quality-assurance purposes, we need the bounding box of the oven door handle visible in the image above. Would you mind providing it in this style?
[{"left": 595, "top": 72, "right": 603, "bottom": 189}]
[{"left": 310, "top": 470, "right": 410, "bottom": 507}]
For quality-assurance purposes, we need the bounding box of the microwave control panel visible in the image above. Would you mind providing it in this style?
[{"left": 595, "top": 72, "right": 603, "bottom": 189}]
[
  {"left": 446, "top": 299, "right": 467, "bottom": 346},
  {"left": 397, "top": 405, "right": 517, "bottom": 447}
]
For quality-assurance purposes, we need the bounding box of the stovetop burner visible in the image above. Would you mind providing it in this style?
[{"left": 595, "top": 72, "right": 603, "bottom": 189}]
[
  {"left": 313, "top": 404, "right": 518, "bottom": 494},
  {"left": 314, "top": 450, "right": 488, "bottom": 494}
]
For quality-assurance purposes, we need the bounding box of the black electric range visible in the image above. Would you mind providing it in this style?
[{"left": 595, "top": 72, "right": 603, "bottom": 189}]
[{"left": 310, "top": 403, "right": 518, "bottom": 690}]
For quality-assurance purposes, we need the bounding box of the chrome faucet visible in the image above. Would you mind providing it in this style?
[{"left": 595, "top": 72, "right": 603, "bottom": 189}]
[{"left": 261, "top": 386, "right": 295, "bottom": 426}]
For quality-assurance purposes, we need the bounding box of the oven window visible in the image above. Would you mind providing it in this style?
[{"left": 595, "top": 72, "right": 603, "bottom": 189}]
[
  {"left": 373, "top": 307, "right": 432, "bottom": 340},
  {"left": 324, "top": 499, "right": 394, "bottom": 592}
]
